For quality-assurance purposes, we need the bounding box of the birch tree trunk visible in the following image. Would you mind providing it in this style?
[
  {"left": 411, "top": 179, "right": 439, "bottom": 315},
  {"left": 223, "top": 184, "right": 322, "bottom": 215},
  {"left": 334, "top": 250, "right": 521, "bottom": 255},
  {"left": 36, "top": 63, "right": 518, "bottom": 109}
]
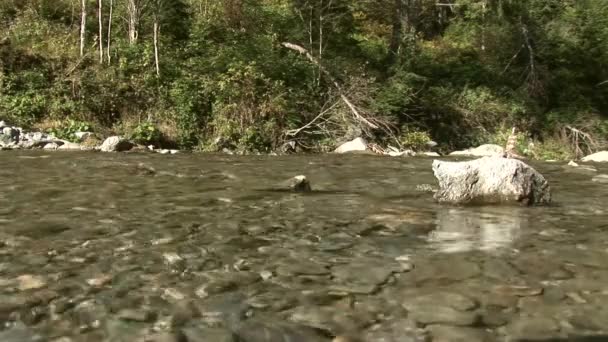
[
  {"left": 153, "top": 18, "right": 160, "bottom": 77},
  {"left": 80, "top": 0, "right": 86, "bottom": 57},
  {"left": 127, "top": 0, "right": 140, "bottom": 45},
  {"left": 106, "top": 0, "right": 113, "bottom": 63},
  {"left": 98, "top": 0, "right": 103, "bottom": 63}
]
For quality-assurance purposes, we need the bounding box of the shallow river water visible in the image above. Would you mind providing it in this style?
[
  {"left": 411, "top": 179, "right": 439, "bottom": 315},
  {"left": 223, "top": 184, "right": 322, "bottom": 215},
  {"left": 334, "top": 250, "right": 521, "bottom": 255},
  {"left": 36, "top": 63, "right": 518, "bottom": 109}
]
[{"left": 1, "top": 151, "right": 608, "bottom": 342}]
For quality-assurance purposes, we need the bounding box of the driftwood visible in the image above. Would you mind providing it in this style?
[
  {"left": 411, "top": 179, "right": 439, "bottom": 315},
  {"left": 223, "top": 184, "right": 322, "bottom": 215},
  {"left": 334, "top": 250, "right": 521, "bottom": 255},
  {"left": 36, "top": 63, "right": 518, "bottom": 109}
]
[{"left": 281, "top": 42, "right": 379, "bottom": 130}]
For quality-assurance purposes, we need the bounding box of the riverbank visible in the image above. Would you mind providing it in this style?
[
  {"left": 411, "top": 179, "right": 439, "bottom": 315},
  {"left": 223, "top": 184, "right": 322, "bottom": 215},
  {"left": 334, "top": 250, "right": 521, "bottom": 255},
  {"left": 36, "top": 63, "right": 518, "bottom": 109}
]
[{"left": 3, "top": 120, "right": 608, "bottom": 164}]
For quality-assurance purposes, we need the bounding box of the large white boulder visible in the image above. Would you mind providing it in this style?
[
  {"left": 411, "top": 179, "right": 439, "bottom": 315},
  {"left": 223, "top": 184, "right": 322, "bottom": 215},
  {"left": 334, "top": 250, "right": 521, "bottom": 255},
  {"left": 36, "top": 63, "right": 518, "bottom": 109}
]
[
  {"left": 334, "top": 137, "right": 367, "bottom": 154},
  {"left": 449, "top": 144, "right": 505, "bottom": 157},
  {"left": 432, "top": 157, "right": 551, "bottom": 205},
  {"left": 581, "top": 151, "right": 608, "bottom": 163},
  {"left": 99, "top": 136, "right": 133, "bottom": 152}
]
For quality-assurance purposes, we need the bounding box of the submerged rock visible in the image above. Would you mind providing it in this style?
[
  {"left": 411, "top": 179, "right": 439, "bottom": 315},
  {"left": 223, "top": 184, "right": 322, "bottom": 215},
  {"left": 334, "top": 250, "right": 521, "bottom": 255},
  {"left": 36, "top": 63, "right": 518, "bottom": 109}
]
[
  {"left": 0, "top": 323, "right": 45, "bottom": 342},
  {"left": 99, "top": 136, "right": 134, "bottom": 152},
  {"left": 334, "top": 137, "right": 367, "bottom": 154},
  {"left": 432, "top": 157, "right": 551, "bottom": 205},
  {"left": 581, "top": 151, "right": 608, "bottom": 162},
  {"left": 449, "top": 144, "right": 505, "bottom": 157}
]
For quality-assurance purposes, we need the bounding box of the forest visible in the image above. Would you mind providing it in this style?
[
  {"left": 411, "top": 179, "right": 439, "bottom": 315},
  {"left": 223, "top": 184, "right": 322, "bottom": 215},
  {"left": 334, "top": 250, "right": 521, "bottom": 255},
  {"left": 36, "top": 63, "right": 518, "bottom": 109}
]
[{"left": 1, "top": 0, "right": 607, "bottom": 158}]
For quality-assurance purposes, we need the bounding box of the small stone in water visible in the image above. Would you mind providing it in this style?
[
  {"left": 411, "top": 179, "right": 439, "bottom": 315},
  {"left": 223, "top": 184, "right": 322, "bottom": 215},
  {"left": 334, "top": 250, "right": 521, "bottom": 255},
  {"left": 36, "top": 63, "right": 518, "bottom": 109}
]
[
  {"left": 260, "top": 270, "right": 273, "bottom": 281},
  {"left": 151, "top": 237, "right": 173, "bottom": 245},
  {"left": 163, "top": 288, "right": 186, "bottom": 301},
  {"left": 278, "top": 175, "right": 312, "bottom": 192},
  {"left": 493, "top": 285, "right": 543, "bottom": 297},
  {"left": 86, "top": 274, "right": 112, "bottom": 287},
  {"left": 16, "top": 275, "right": 47, "bottom": 291},
  {"left": 117, "top": 308, "right": 158, "bottom": 322},
  {"left": 163, "top": 252, "right": 183, "bottom": 266}
]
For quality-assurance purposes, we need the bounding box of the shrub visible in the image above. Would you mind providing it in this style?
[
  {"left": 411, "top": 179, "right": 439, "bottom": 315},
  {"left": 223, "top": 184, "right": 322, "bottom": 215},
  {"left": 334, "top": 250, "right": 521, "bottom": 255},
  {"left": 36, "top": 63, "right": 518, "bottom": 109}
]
[
  {"left": 400, "top": 129, "right": 432, "bottom": 151},
  {"left": 130, "top": 121, "right": 162, "bottom": 145},
  {"left": 48, "top": 119, "right": 92, "bottom": 142}
]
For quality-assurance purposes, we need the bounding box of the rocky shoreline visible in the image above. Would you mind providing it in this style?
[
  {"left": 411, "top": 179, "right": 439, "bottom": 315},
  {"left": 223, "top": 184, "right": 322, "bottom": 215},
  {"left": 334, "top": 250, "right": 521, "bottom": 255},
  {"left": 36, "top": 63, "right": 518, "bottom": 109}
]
[
  {"left": 0, "top": 121, "right": 179, "bottom": 154},
  {"left": 2, "top": 121, "right": 608, "bottom": 163}
]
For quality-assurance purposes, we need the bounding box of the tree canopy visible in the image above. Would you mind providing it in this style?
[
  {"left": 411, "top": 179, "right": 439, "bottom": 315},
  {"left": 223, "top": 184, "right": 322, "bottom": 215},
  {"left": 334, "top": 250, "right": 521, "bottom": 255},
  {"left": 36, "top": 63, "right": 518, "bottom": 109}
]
[{"left": 1, "top": 0, "right": 607, "bottom": 157}]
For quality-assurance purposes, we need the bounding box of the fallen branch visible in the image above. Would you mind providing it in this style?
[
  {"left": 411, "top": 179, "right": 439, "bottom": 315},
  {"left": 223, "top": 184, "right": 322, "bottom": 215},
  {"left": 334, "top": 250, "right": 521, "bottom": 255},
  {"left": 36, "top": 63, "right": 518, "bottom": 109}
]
[
  {"left": 281, "top": 42, "right": 379, "bottom": 129},
  {"left": 564, "top": 125, "right": 597, "bottom": 158},
  {"left": 285, "top": 100, "right": 339, "bottom": 137}
]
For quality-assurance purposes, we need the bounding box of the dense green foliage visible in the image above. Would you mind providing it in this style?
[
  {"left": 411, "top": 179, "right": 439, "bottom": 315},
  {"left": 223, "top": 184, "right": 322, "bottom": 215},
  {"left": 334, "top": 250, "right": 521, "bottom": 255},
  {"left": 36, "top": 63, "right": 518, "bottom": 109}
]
[{"left": 1, "top": 0, "right": 607, "bottom": 157}]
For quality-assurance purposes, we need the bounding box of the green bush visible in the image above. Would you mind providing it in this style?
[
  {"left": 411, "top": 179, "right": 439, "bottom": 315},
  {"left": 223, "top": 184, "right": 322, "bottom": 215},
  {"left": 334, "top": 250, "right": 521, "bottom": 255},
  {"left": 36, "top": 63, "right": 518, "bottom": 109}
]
[
  {"left": 529, "top": 138, "right": 575, "bottom": 161},
  {"left": 48, "top": 119, "right": 92, "bottom": 142},
  {"left": 400, "top": 129, "right": 432, "bottom": 151},
  {"left": 130, "top": 121, "right": 162, "bottom": 145}
]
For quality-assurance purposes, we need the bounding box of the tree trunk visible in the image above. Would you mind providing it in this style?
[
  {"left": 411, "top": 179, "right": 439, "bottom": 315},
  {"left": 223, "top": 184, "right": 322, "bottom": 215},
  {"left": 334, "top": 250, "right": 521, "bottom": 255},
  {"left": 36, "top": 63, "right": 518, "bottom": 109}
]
[
  {"left": 388, "top": 0, "right": 403, "bottom": 64},
  {"left": 98, "top": 0, "right": 103, "bottom": 63},
  {"left": 127, "top": 0, "right": 139, "bottom": 45},
  {"left": 106, "top": 0, "right": 113, "bottom": 63},
  {"left": 153, "top": 18, "right": 160, "bottom": 77},
  {"left": 80, "top": 0, "right": 86, "bottom": 57}
]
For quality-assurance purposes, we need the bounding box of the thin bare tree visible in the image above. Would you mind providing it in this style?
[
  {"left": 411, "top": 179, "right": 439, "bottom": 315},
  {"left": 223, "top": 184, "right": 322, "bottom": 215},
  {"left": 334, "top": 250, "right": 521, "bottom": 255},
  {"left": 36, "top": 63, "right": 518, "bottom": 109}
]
[
  {"left": 106, "top": 0, "right": 113, "bottom": 63},
  {"left": 80, "top": 0, "right": 86, "bottom": 56},
  {"left": 98, "top": 0, "right": 103, "bottom": 63},
  {"left": 153, "top": 15, "right": 160, "bottom": 76}
]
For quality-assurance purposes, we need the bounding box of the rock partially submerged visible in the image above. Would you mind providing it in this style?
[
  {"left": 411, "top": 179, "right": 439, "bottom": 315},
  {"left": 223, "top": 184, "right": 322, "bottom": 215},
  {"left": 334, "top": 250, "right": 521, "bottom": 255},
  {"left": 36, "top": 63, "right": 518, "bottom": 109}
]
[
  {"left": 334, "top": 137, "right": 367, "bottom": 154},
  {"left": 581, "top": 151, "right": 608, "bottom": 163},
  {"left": 449, "top": 144, "right": 505, "bottom": 157},
  {"left": 432, "top": 157, "right": 551, "bottom": 205},
  {"left": 276, "top": 175, "right": 312, "bottom": 192}
]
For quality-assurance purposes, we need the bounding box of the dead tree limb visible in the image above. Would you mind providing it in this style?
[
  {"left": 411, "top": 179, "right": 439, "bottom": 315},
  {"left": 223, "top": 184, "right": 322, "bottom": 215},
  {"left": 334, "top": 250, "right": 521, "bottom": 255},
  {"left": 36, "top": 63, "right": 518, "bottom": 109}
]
[
  {"left": 564, "top": 125, "right": 597, "bottom": 158},
  {"left": 281, "top": 42, "right": 379, "bottom": 129},
  {"left": 285, "top": 100, "right": 339, "bottom": 137}
]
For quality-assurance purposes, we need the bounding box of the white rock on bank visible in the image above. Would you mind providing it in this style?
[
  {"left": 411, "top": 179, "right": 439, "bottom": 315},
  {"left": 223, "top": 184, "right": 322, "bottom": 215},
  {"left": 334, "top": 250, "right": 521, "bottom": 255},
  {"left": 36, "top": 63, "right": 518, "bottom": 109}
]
[
  {"left": 99, "top": 136, "right": 133, "bottom": 152},
  {"left": 581, "top": 151, "right": 608, "bottom": 163},
  {"left": 387, "top": 150, "right": 415, "bottom": 157},
  {"left": 449, "top": 144, "right": 505, "bottom": 157},
  {"left": 43, "top": 142, "right": 59, "bottom": 150},
  {"left": 432, "top": 156, "right": 551, "bottom": 205},
  {"left": 57, "top": 141, "right": 83, "bottom": 150},
  {"left": 334, "top": 137, "right": 367, "bottom": 154},
  {"left": 2, "top": 127, "right": 19, "bottom": 140},
  {"left": 422, "top": 152, "right": 441, "bottom": 157}
]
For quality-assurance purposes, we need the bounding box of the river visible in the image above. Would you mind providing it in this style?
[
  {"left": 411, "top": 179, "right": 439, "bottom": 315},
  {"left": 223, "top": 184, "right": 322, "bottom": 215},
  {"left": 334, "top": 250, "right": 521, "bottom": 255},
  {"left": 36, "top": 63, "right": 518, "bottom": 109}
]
[{"left": 1, "top": 151, "right": 607, "bottom": 341}]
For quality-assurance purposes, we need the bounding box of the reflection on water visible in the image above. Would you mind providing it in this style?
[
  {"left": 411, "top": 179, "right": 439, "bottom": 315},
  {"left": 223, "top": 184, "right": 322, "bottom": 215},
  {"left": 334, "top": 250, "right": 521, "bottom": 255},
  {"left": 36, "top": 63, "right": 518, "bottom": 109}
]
[{"left": 428, "top": 207, "right": 525, "bottom": 253}]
